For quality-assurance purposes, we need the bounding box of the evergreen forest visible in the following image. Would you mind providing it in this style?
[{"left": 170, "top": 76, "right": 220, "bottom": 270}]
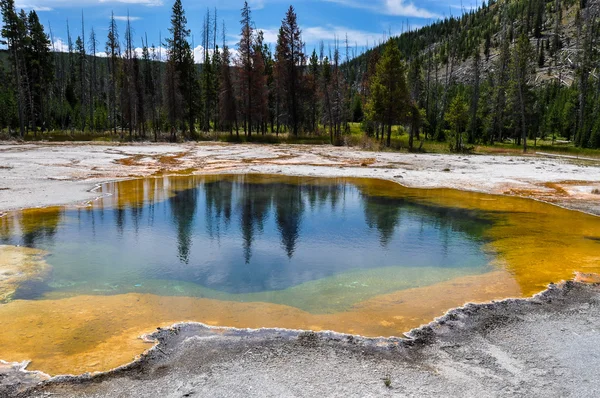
[{"left": 1, "top": 0, "right": 600, "bottom": 151}]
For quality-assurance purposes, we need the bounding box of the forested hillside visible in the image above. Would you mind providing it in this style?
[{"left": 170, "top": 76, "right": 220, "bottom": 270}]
[
  {"left": 349, "top": 0, "right": 600, "bottom": 150},
  {"left": 1, "top": 0, "right": 599, "bottom": 150}
]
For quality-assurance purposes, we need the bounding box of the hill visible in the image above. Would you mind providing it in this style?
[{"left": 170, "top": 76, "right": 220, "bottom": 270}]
[{"left": 348, "top": 0, "right": 599, "bottom": 87}]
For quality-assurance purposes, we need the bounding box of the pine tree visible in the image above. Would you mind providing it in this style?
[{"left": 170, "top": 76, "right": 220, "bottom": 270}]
[
  {"left": 122, "top": 14, "right": 136, "bottom": 139},
  {"left": 165, "top": 0, "right": 196, "bottom": 139},
  {"left": 211, "top": 38, "right": 221, "bottom": 133},
  {"left": 261, "top": 38, "right": 275, "bottom": 134},
  {"left": 1, "top": 0, "right": 27, "bottom": 136},
  {"left": 78, "top": 13, "right": 87, "bottom": 132},
  {"left": 238, "top": 1, "right": 253, "bottom": 136},
  {"left": 320, "top": 55, "right": 333, "bottom": 141},
  {"left": 510, "top": 33, "right": 535, "bottom": 152},
  {"left": 468, "top": 47, "right": 481, "bottom": 144},
  {"left": 25, "top": 10, "right": 53, "bottom": 133},
  {"left": 552, "top": 0, "right": 562, "bottom": 68},
  {"left": 574, "top": 6, "right": 595, "bottom": 147},
  {"left": 330, "top": 43, "right": 347, "bottom": 142},
  {"left": 446, "top": 93, "right": 469, "bottom": 152},
  {"left": 307, "top": 50, "right": 320, "bottom": 132},
  {"left": 0, "top": 58, "right": 18, "bottom": 131},
  {"left": 151, "top": 38, "right": 164, "bottom": 138},
  {"left": 275, "top": 6, "right": 304, "bottom": 136},
  {"left": 533, "top": 0, "right": 544, "bottom": 38},
  {"left": 407, "top": 55, "right": 424, "bottom": 149},
  {"left": 219, "top": 23, "right": 237, "bottom": 135},
  {"left": 106, "top": 12, "right": 120, "bottom": 135},
  {"left": 164, "top": 59, "right": 182, "bottom": 140},
  {"left": 366, "top": 39, "right": 409, "bottom": 147},
  {"left": 147, "top": 39, "right": 160, "bottom": 141},
  {"left": 251, "top": 31, "right": 268, "bottom": 135},
  {"left": 88, "top": 26, "right": 97, "bottom": 131},
  {"left": 201, "top": 8, "right": 214, "bottom": 132},
  {"left": 484, "top": 31, "right": 491, "bottom": 61},
  {"left": 75, "top": 35, "right": 86, "bottom": 131},
  {"left": 491, "top": 12, "right": 511, "bottom": 144}
]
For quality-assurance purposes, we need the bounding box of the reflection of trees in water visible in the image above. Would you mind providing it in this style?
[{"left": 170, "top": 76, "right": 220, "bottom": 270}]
[
  {"left": 3, "top": 177, "right": 500, "bottom": 297},
  {"left": 308, "top": 183, "right": 343, "bottom": 211},
  {"left": 19, "top": 208, "right": 63, "bottom": 247},
  {"left": 168, "top": 188, "right": 199, "bottom": 264},
  {"left": 112, "top": 203, "right": 143, "bottom": 238},
  {"left": 115, "top": 207, "right": 125, "bottom": 236},
  {"left": 204, "top": 180, "right": 234, "bottom": 240},
  {"left": 302, "top": 183, "right": 345, "bottom": 211},
  {"left": 130, "top": 202, "right": 143, "bottom": 235},
  {"left": 103, "top": 179, "right": 355, "bottom": 265},
  {"left": 0, "top": 214, "right": 14, "bottom": 243},
  {"left": 134, "top": 178, "right": 492, "bottom": 268},
  {"left": 203, "top": 181, "right": 347, "bottom": 262},
  {"left": 125, "top": 179, "right": 145, "bottom": 235},
  {"left": 238, "top": 183, "right": 272, "bottom": 263},
  {"left": 204, "top": 180, "right": 274, "bottom": 263},
  {"left": 276, "top": 184, "right": 305, "bottom": 258},
  {"left": 411, "top": 205, "right": 491, "bottom": 242},
  {"left": 360, "top": 190, "right": 492, "bottom": 248},
  {"left": 107, "top": 177, "right": 204, "bottom": 240},
  {"left": 304, "top": 184, "right": 319, "bottom": 209},
  {"left": 362, "top": 196, "right": 403, "bottom": 247}
]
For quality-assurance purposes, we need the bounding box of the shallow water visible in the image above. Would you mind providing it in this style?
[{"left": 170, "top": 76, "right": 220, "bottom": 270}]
[
  {"left": 0, "top": 174, "right": 599, "bottom": 375},
  {"left": 1, "top": 175, "right": 494, "bottom": 312}
]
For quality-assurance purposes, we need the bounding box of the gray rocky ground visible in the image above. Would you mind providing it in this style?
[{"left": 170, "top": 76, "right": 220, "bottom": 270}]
[{"left": 5, "top": 282, "right": 599, "bottom": 398}]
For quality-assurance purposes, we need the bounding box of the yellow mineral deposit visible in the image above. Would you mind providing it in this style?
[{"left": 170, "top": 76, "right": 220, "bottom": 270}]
[
  {"left": 0, "top": 270, "right": 519, "bottom": 376},
  {"left": 0, "top": 175, "right": 599, "bottom": 377},
  {"left": 0, "top": 245, "right": 51, "bottom": 303}
]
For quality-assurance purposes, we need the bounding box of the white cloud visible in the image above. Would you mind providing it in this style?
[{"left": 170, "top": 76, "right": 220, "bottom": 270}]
[
  {"left": 250, "top": 0, "right": 266, "bottom": 10},
  {"left": 450, "top": 4, "right": 478, "bottom": 11},
  {"left": 384, "top": 0, "right": 438, "bottom": 18},
  {"left": 16, "top": 0, "right": 162, "bottom": 9},
  {"left": 15, "top": 3, "right": 53, "bottom": 11},
  {"left": 51, "top": 38, "right": 69, "bottom": 52},
  {"left": 99, "top": 0, "right": 162, "bottom": 5},
  {"left": 114, "top": 15, "right": 142, "bottom": 21},
  {"left": 303, "top": 26, "right": 388, "bottom": 47},
  {"left": 255, "top": 29, "right": 279, "bottom": 45},
  {"left": 324, "top": 0, "right": 439, "bottom": 19},
  {"left": 243, "top": 25, "right": 391, "bottom": 50},
  {"left": 192, "top": 45, "right": 239, "bottom": 64}
]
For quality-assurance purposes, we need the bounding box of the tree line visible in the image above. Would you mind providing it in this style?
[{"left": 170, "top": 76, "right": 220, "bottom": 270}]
[
  {"left": 1, "top": 0, "right": 600, "bottom": 150},
  {"left": 0, "top": 0, "right": 350, "bottom": 143}
]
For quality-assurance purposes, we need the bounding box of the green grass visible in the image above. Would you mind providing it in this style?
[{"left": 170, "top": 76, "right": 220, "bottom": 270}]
[
  {"left": 214, "top": 132, "right": 331, "bottom": 145},
  {"left": 3, "top": 125, "right": 600, "bottom": 159},
  {"left": 475, "top": 141, "right": 600, "bottom": 159},
  {"left": 382, "top": 374, "right": 392, "bottom": 388},
  {"left": 4, "top": 130, "right": 126, "bottom": 143}
]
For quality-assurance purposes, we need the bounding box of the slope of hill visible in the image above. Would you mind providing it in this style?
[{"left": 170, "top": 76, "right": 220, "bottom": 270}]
[{"left": 348, "top": 0, "right": 599, "bottom": 87}]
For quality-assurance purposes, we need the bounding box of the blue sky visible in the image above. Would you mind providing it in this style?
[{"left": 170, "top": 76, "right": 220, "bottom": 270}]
[{"left": 11, "top": 0, "right": 477, "bottom": 61}]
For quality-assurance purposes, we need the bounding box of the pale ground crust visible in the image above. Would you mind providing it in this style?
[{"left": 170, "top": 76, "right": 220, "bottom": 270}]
[
  {"left": 1, "top": 141, "right": 600, "bottom": 397},
  {"left": 1, "top": 142, "right": 599, "bottom": 215}
]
